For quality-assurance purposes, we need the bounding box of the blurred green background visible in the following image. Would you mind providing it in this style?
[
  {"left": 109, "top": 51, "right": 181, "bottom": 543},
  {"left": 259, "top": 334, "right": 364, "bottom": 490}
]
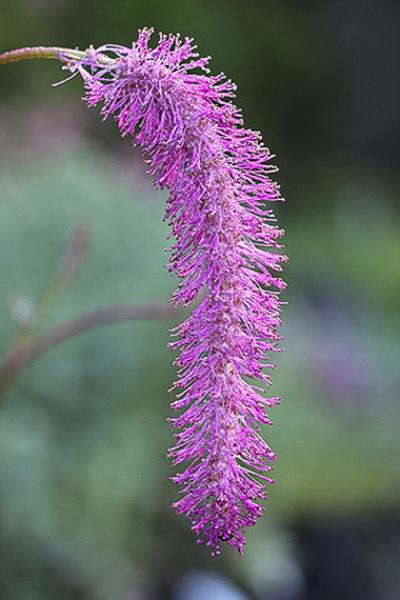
[{"left": 0, "top": 1, "right": 399, "bottom": 599}]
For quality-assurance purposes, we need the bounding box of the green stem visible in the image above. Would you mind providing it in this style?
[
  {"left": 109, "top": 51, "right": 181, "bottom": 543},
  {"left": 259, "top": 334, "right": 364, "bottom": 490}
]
[
  {"left": 0, "top": 45, "right": 114, "bottom": 67},
  {"left": 0, "top": 46, "right": 83, "bottom": 66}
]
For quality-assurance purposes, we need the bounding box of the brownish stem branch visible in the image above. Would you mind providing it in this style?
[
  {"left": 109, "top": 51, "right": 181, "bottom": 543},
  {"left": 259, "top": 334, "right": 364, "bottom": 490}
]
[{"left": 0, "top": 302, "right": 176, "bottom": 398}]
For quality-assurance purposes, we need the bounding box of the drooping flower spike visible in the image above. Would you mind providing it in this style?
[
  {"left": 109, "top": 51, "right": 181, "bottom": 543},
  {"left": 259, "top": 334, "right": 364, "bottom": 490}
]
[{"left": 65, "top": 28, "right": 287, "bottom": 555}]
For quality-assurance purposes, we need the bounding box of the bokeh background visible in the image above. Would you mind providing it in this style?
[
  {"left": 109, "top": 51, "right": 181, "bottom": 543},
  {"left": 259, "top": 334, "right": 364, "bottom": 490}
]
[{"left": 1, "top": 1, "right": 399, "bottom": 599}]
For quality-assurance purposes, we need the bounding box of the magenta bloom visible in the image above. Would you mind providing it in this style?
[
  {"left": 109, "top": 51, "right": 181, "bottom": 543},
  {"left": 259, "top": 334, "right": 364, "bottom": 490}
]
[{"left": 66, "top": 28, "right": 287, "bottom": 555}]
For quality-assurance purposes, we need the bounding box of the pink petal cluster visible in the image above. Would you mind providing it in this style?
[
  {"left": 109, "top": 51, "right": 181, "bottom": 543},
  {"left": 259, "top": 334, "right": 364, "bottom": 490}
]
[{"left": 66, "top": 28, "right": 287, "bottom": 555}]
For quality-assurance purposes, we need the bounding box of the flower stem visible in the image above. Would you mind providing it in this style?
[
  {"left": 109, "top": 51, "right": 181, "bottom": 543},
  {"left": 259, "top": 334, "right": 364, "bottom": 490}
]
[
  {"left": 0, "top": 46, "right": 82, "bottom": 66},
  {"left": 0, "top": 45, "right": 114, "bottom": 67}
]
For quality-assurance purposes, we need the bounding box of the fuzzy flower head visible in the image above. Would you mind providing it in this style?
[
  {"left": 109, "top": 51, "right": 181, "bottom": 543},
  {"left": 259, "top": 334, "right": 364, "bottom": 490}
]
[{"left": 65, "top": 28, "right": 287, "bottom": 555}]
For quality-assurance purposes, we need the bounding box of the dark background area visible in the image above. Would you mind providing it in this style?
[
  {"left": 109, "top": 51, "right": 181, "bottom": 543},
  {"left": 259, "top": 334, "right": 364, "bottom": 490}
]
[{"left": 0, "top": 1, "right": 399, "bottom": 599}]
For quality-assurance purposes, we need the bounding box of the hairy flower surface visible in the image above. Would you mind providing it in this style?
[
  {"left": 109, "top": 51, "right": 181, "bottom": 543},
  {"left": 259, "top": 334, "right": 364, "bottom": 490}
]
[{"left": 66, "top": 28, "right": 287, "bottom": 555}]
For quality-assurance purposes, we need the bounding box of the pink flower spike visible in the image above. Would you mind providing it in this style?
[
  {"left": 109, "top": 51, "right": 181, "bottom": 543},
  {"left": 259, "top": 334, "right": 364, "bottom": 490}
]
[{"left": 66, "top": 28, "right": 287, "bottom": 555}]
